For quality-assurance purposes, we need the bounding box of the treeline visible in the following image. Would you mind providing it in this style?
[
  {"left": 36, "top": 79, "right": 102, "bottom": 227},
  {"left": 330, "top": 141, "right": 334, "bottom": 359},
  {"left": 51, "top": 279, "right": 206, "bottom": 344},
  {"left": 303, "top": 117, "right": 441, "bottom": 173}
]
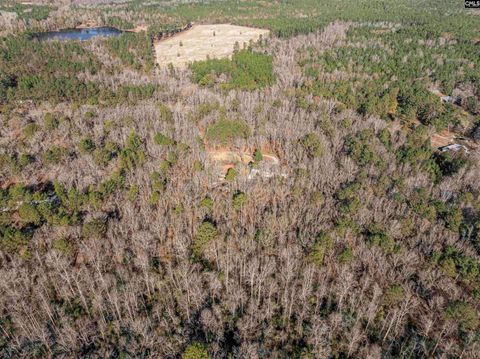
[
  {"left": 0, "top": 33, "right": 161, "bottom": 104},
  {"left": 0, "top": 3, "right": 54, "bottom": 21},
  {"left": 0, "top": 34, "right": 101, "bottom": 103},
  {"left": 4, "top": 0, "right": 479, "bottom": 44}
]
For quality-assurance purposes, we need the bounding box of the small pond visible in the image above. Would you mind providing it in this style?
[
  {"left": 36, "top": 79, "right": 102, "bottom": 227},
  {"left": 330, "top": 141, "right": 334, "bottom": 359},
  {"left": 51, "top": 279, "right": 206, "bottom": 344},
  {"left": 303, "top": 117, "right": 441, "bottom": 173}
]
[{"left": 36, "top": 27, "right": 123, "bottom": 41}]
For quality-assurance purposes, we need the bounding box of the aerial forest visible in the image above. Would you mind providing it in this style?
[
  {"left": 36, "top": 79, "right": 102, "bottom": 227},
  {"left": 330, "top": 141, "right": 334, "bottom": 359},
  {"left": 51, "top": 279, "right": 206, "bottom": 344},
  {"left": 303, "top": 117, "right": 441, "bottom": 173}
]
[{"left": 0, "top": 0, "right": 479, "bottom": 358}]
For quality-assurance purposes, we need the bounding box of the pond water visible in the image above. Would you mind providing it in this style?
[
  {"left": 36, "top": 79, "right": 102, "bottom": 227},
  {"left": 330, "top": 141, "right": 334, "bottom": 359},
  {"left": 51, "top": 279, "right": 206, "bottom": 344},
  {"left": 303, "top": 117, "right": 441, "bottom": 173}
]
[{"left": 36, "top": 27, "right": 123, "bottom": 41}]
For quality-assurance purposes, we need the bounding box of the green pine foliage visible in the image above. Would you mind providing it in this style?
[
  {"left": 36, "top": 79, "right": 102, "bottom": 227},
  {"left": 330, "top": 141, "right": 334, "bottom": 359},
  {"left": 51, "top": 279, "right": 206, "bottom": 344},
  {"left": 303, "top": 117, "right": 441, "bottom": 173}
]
[
  {"left": 206, "top": 118, "right": 251, "bottom": 144},
  {"left": 232, "top": 191, "right": 247, "bottom": 210},
  {"left": 190, "top": 49, "right": 275, "bottom": 90},
  {"left": 154, "top": 133, "right": 175, "bottom": 146},
  {"left": 0, "top": 3, "right": 54, "bottom": 21},
  {"left": 444, "top": 301, "right": 479, "bottom": 332},
  {"left": 301, "top": 133, "right": 324, "bottom": 158},
  {"left": 192, "top": 222, "right": 218, "bottom": 258},
  {"left": 182, "top": 343, "right": 210, "bottom": 359},
  {"left": 309, "top": 232, "right": 333, "bottom": 266},
  {"left": 225, "top": 167, "right": 237, "bottom": 181}
]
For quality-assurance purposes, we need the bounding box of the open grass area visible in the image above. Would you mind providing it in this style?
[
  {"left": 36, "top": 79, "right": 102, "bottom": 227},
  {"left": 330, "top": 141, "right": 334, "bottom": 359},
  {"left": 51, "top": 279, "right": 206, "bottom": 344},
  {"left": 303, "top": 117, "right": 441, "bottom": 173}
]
[{"left": 154, "top": 24, "right": 269, "bottom": 68}]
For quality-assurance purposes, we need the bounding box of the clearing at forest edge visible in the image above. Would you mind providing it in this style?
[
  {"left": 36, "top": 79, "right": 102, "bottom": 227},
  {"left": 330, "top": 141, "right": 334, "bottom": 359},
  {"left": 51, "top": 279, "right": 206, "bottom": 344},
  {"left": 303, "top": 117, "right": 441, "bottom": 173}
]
[{"left": 154, "top": 24, "right": 270, "bottom": 68}]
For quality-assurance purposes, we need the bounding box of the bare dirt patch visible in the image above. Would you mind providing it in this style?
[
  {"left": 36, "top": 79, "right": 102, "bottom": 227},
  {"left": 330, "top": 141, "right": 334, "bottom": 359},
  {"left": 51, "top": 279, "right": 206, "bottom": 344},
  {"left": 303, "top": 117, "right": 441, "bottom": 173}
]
[
  {"left": 431, "top": 130, "right": 456, "bottom": 149},
  {"left": 207, "top": 150, "right": 252, "bottom": 178},
  {"left": 431, "top": 129, "right": 478, "bottom": 151},
  {"left": 205, "top": 148, "right": 283, "bottom": 182},
  {"left": 154, "top": 24, "right": 270, "bottom": 68}
]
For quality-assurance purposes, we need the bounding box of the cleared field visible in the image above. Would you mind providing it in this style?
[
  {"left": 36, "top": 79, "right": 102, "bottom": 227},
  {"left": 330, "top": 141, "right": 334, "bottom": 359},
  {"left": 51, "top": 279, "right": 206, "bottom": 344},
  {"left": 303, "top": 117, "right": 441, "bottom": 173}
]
[{"left": 154, "top": 24, "right": 270, "bottom": 68}]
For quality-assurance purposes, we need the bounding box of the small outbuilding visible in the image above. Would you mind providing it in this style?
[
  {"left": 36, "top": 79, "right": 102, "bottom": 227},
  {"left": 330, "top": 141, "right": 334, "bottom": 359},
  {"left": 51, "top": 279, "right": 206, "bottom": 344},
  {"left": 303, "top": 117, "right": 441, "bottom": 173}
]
[{"left": 439, "top": 143, "right": 469, "bottom": 153}]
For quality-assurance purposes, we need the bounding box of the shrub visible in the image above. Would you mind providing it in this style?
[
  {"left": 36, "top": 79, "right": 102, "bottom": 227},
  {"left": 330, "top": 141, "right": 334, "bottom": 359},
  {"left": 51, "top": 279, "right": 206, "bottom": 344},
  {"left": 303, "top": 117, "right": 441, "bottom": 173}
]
[
  {"left": 0, "top": 226, "right": 30, "bottom": 253},
  {"left": 174, "top": 203, "right": 184, "bottom": 214},
  {"left": 160, "top": 160, "right": 172, "bottom": 172},
  {"left": 85, "top": 111, "right": 95, "bottom": 120},
  {"left": 151, "top": 171, "right": 166, "bottom": 192},
  {"left": 78, "top": 138, "right": 96, "bottom": 154},
  {"left": 200, "top": 196, "right": 214, "bottom": 211},
  {"left": 93, "top": 148, "right": 113, "bottom": 167},
  {"left": 225, "top": 168, "right": 237, "bottom": 181},
  {"left": 127, "top": 185, "right": 138, "bottom": 202},
  {"left": 440, "top": 257, "right": 457, "bottom": 278},
  {"left": 444, "top": 301, "right": 479, "bottom": 331},
  {"left": 301, "top": 133, "right": 324, "bottom": 158},
  {"left": 253, "top": 149, "right": 263, "bottom": 162},
  {"left": 18, "top": 153, "right": 35, "bottom": 169},
  {"left": 311, "top": 191, "right": 325, "bottom": 205},
  {"left": 232, "top": 191, "right": 247, "bottom": 210},
  {"left": 193, "top": 160, "right": 203, "bottom": 172},
  {"left": 53, "top": 238, "right": 73, "bottom": 255},
  {"left": 433, "top": 152, "right": 468, "bottom": 178},
  {"left": 166, "top": 151, "right": 178, "bottom": 164},
  {"left": 377, "top": 128, "right": 392, "bottom": 149},
  {"left": 154, "top": 133, "right": 175, "bottom": 146},
  {"left": 464, "top": 96, "right": 479, "bottom": 115},
  {"left": 369, "top": 231, "right": 396, "bottom": 254},
  {"left": 346, "top": 133, "right": 378, "bottom": 166},
  {"left": 192, "top": 222, "right": 218, "bottom": 258},
  {"left": 176, "top": 142, "right": 190, "bottom": 152},
  {"left": 18, "top": 204, "right": 41, "bottom": 225},
  {"left": 43, "top": 146, "right": 68, "bottom": 164},
  {"left": 149, "top": 191, "right": 160, "bottom": 205},
  {"left": 22, "top": 123, "right": 38, "bottom": 138},
  {"left": 384, "top": 285, "right": 405, "bottom": 307},
  {"left": 44, "top": 113, "right": 59, "bottom": 130},
  {"left": 206, "top": 118, "right": 251, "bottom": 145},
  {"left": 338, "top": 246, "right": 354, "bottom": 263},
  {"left": 98, "top": 170, "right": 125, "bottom": 197},
  {"left": 82, "top": 219, "right": 107, "bottom": 239},
  {"left": 63, "top": 298, "right": 86, "bottom": 320},
  {"left": 158, "top": 104, "right": 173, "bottom": 123},
  {"left": 182, "top": 343, "right": 210, "bottom": 359},
  {"left": 309, "top": 232, "right": 333, "bottom": 266},
  {"left": 120, "top": 131, "right": 145, "bottom": 170},
  {"left": 86, "top": 190, "right": 102, "bottom": 210}
]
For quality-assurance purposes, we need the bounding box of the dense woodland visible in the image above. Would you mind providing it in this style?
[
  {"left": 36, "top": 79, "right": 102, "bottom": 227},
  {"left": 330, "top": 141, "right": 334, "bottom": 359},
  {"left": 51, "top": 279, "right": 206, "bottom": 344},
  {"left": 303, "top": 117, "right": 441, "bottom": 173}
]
[{"left": 1, "top": 0, "right": 480, "bottom": 358}]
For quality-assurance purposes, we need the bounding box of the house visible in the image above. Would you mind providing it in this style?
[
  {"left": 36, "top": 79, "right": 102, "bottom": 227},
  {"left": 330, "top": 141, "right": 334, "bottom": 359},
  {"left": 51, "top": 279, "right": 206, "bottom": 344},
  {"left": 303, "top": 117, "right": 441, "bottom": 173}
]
[
  {"left": 439, "top": 143, "right": 469, "bottom": 153},
  {"left": 440, "top": 95, "right": 461, "bottom": 106},
  {"left": 440, "top": 95, "right": 454, "bottom": 103}
]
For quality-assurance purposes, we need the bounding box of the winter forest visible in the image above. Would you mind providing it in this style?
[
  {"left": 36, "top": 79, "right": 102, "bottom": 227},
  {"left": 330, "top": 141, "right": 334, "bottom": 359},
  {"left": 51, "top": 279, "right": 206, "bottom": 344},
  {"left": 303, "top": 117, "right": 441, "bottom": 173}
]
[{"left": 0, "top": 0, "right": 480, "bottom": 358}]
